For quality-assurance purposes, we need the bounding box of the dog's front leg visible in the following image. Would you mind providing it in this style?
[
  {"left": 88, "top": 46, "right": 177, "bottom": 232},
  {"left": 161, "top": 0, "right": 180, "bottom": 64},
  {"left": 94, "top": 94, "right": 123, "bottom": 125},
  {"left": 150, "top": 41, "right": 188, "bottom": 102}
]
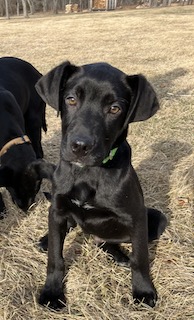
[
  {"left": 130, "top": 213, "right": 157, "bottom": 307},
  {"left": 39, "top": 205, "right": 67, "bottom": 310}
]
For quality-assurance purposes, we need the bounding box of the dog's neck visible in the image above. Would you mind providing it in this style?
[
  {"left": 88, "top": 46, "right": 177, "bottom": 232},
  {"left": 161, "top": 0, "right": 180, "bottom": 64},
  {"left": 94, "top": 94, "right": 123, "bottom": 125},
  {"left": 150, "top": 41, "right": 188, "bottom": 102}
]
[{"left": 0, "top": 135, "right": 31, "bottom": 157}]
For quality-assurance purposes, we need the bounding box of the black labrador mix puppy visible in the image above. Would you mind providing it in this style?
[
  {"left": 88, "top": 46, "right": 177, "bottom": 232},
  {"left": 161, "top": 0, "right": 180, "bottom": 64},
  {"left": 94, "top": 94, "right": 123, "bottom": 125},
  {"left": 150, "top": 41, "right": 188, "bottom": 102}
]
[
  {"left": 36, "top": 61, "right": 167, "bottom": 309},
  {"left": 0, "top": 57, "right": 55, "bottom": 214}
]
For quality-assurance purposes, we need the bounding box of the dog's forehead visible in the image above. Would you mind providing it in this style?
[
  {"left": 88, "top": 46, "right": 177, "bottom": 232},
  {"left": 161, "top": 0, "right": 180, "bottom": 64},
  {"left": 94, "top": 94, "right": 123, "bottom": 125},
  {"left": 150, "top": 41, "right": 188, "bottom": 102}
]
[
  {"left": 67, "top": 63, "right": 128, "bottom": 96},
  {"left": 82, "top": 62, "right": 124, "bottom": 78}
]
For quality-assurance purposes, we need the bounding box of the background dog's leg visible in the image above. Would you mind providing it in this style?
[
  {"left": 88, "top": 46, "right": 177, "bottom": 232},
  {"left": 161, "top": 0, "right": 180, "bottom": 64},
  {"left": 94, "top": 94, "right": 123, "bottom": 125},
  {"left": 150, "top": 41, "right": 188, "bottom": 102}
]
[
  {"left": 25, "top": 122, "right": 43, "bottom": 159},
  {"left": 67, "top": 216, "right": 77, "bottom": 231},
  {"left": 99, "top": 243, "right": 130, "bottom": 267},
  {"left": 38, "top": 234, "right": 48, "bottom": 251},
  {"left": 39, "top": 206, "right": 67, "bottom": 310},
  {"left": 147, "top": 208, "right": 167, "bottom": 242},
  {"left": 130, "top": 214, "right": 157, "bottom": 307},
  {"left": 38, "top": 217, "right": 77, "bottom": 252},
  {"left": 0, "top": 193, "right": 6, "bottom": 218}
]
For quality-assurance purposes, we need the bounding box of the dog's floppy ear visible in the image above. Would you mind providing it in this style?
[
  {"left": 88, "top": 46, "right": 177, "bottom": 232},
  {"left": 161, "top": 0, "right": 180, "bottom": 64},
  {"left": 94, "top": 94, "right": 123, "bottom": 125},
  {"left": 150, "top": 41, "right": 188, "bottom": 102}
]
[
  {"left": 0, "top": 167, "right": 13, "bottom": 187},
  {"left": 126, "top": 74, "right": 159, "bottom": 124},
  {"left": 35, "top": 61, "right": 79, "bottom": 114}
]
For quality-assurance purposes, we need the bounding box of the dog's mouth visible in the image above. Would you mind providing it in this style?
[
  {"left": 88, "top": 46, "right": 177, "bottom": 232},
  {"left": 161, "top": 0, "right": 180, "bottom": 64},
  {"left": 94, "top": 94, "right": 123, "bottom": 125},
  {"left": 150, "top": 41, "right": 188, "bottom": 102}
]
[
  {"left": 12, "top": 195, "right": 34, "bottom": 211},
  {"left": 65, "top": 149, "right": 118, "bottom": 168},
  {"left": 68, "top": 156, "right": 103, "bottom": 167},
  {"left": 61, "top": 151, "right": 105, "bottom": 168}
]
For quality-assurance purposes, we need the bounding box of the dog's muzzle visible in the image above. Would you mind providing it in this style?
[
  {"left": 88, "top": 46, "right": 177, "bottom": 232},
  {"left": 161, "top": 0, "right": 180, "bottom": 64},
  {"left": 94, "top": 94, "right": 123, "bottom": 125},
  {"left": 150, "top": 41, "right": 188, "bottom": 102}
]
[{"left": 71, "top": 137, "right": 94, "bottom": 158}]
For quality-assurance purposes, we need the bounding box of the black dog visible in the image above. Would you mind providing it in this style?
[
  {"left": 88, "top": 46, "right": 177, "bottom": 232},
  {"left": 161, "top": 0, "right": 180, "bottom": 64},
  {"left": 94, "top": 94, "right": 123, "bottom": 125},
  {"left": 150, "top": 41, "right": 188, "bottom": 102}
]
[
  {"left": 36, "top": 61, "right": 167, "bottom": 309},
  {"left": 0, "top": 57, "right": 55, "bottom": 214}
]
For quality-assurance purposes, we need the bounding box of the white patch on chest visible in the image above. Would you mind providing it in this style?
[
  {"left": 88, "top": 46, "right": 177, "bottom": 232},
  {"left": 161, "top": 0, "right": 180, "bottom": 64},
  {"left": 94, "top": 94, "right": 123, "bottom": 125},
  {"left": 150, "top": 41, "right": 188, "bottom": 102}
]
[
  {"left": 83, "top": 203, "right": 95, "bottom": 210},
  {"left": 71, "top": 162, "right": 85, "bottom": 168},
  {"left": 71, "top": 199, "right": 95, "bottom": 210}
]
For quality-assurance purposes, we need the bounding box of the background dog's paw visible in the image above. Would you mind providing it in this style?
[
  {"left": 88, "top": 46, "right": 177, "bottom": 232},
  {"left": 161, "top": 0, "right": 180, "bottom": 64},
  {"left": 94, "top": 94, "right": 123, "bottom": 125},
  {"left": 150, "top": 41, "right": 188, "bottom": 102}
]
[
  {"left": 39, "top": 288, "right": 66, "bottom": 310},
  {"left": 147, "top": 208, "right": 167, "bottom": 242},
  {"left": 37, "top": 234, "right": 48, "bottom": 252},
  {"left": 115, "top": 253, "right": 130, "bottom": 268},
  {"left": 133, "top": 287, "right": 157, "bottom": 307}
]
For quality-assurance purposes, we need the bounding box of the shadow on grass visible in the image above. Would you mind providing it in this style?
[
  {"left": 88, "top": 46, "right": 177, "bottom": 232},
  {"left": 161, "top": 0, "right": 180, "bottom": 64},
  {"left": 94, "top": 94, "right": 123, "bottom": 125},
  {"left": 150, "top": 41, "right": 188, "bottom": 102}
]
[
  {"left": 152, "top": 67, "right": 188, "bottom": 99},
  {"left": 136, "top": 139, "right": 193, "bottom": 263}
]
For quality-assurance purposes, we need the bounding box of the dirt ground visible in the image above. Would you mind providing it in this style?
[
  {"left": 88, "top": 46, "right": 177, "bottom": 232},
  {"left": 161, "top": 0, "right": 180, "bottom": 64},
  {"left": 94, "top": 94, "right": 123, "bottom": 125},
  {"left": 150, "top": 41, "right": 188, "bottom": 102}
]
[{"left": 0, "top": 5, "right": 194, "bottom": 320}]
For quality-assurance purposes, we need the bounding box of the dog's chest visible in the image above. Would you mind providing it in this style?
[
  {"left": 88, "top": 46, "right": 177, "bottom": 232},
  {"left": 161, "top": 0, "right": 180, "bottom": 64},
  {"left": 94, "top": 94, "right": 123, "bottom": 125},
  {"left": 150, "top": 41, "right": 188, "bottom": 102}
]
[
  {"left": 66, "top": 173, "right": 116, "bottom": 213},
  {"left": 70, "top": 198, "right": 95, "bottom": 210},
  {"left": 67, "top": 192, "right": 131, "bottom": 243},
  {"left": 67, "top": 181, "right": 97, "bottom": 212},
  {"left": 56, "top": 167, "right": 132, "bottom": 242}
]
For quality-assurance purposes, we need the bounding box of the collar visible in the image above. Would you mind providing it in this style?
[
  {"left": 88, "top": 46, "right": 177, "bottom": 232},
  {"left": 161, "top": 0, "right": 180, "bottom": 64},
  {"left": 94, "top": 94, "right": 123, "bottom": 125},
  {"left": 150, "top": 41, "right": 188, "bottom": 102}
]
[
  {"left": 0, "top": 135, "right": 31, "bottom": 157},
  {"left": 102, "top": 147, "right": 118, "bottom": 164}
]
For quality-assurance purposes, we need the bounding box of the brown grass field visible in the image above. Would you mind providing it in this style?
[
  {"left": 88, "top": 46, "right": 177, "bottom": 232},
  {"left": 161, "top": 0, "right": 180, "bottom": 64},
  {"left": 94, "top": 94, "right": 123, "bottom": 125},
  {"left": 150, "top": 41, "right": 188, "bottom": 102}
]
[{"left": 0, "top": 6, "right": 194, "bottom": 320}]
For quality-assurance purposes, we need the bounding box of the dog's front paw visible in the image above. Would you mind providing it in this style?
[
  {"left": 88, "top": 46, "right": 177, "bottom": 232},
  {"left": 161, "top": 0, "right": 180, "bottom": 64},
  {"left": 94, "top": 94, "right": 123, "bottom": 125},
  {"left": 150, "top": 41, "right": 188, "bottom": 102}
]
[
  {"left": 133, "top": 287, "right": 157, "bottom": 308},
  {"left": 39, "top": 287, "right": 66, "bottom": 310}
]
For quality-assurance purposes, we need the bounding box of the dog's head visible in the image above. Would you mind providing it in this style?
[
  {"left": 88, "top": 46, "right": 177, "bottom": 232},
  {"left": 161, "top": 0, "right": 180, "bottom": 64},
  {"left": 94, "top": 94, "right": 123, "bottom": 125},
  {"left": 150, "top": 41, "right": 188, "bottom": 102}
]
[
  {"left": 36, "top": 61, "right": 159, "bottom": 167},
  {"left": 0, "top": 159, "right": 55, "bottom": 211}
]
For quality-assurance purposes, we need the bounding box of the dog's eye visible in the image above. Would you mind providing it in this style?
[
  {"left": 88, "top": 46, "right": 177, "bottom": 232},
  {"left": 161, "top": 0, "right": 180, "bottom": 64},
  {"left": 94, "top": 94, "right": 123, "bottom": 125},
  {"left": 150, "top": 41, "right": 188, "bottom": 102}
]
[
  {"left": 108, "top": 105, "right": 121, "bottom": 114},
  {"left": 66, "top": 96, "right": 77, "bottom": 106}
]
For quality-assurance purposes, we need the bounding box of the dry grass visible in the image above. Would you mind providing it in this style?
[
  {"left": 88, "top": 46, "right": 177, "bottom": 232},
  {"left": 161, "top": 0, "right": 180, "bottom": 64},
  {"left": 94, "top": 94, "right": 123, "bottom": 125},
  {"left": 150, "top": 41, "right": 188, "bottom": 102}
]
[{"left": 0, "top": 6, "right": 194, "bottom": 320}]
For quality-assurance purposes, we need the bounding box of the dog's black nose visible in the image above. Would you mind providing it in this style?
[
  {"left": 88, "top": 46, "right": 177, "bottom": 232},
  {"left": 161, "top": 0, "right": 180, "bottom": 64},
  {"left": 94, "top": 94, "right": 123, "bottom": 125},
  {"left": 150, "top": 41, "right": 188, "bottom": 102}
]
[{"left": 71, "top": 138, "right": 93, "bottom": 157}]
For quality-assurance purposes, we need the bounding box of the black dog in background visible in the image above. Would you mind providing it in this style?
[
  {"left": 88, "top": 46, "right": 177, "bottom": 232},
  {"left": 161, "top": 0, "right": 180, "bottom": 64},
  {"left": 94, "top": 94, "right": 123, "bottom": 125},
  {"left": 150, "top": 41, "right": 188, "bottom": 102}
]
[
  {"left": 0, "top": 57, "right": 55, "bottom": 214},
  {"left": 36, "top": 61, "right": 167, "bottom": 309}
]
